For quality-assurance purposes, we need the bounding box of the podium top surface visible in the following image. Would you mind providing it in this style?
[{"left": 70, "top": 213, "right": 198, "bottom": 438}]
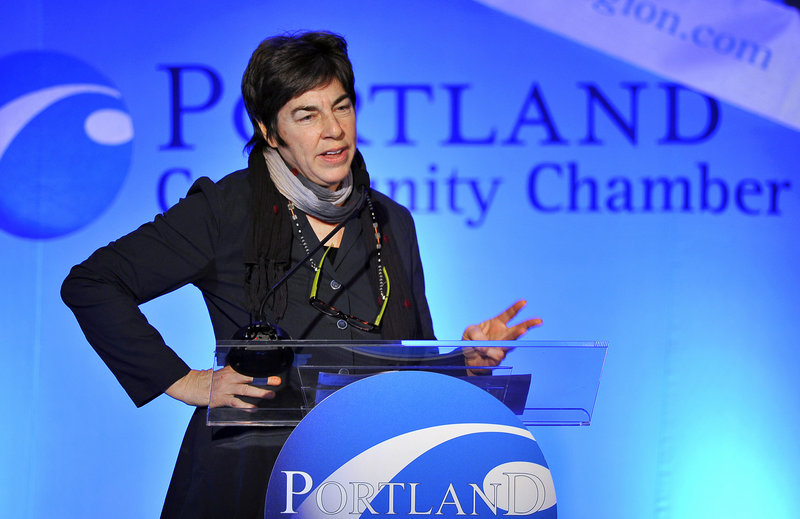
[{"left": 216, "top": 339, "right": 607, "bottom": 352}]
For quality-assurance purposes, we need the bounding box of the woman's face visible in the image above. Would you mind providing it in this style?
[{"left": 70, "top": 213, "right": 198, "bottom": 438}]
[{"left": 266, "top": 80, "right": 356, "bottom": 191}]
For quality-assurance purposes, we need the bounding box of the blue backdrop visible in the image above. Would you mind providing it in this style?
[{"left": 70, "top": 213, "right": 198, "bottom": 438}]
[{"left": 2, "top": 1, "right": 798, "bottom": 517}]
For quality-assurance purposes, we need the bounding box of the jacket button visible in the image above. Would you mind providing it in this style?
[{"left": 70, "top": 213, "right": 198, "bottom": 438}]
[{"left": 336, "top": 319, "right": 348, "bottom": 330}]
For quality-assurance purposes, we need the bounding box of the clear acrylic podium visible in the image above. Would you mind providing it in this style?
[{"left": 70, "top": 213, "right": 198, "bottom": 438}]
[{"left": 208, "top": 340, "right": 607, "bottom": 428}]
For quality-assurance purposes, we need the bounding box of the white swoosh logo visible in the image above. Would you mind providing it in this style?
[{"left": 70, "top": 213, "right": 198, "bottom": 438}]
[
  {"left": 296, "top": 423, "right": 536, "bottom": 518},
  {"left": 0, "top": 83, "right": 121, "bottom": 159}
]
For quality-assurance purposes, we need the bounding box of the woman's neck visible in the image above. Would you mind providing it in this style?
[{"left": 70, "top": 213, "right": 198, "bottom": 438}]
[{"left": 306, "top": 213, "right": 344, "bottom": 248}]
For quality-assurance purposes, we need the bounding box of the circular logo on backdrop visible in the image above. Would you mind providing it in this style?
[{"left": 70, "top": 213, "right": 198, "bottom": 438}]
[
  {"left": 266, "top": 371, "right": 556, "bottom": 518},
  {"left": 0, "top": 51, "right": 133, "bottom": 239}
]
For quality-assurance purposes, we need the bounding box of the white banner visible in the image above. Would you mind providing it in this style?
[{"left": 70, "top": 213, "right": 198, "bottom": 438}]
[{"left": 474, "top": 0, "right": 800, "bottom": 132}]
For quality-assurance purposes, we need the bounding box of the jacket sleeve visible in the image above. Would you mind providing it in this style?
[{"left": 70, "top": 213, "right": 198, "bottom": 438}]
[
  {"left": 409, "top": 222, "right": 436, "bottom": 340},
  {"left": 397, "top": 205, "right": 436, "bottom": 340},
  {"left": 61, "top": 177, "right": 222, "bottom": 407}
]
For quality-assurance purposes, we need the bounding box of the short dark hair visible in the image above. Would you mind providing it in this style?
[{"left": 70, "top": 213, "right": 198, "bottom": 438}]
[{"left": 241, "top": 31, "right": 356, "bottom": 150}]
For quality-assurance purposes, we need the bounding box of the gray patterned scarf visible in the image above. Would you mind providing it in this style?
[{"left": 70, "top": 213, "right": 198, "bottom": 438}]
[{"left": 263, "top": 147, "right": 356, "bottom": 222}]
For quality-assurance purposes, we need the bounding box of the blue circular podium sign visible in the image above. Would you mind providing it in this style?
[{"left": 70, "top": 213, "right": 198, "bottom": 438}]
[{"left": 265, "top": 370, "right": 556, "bottom": 518}]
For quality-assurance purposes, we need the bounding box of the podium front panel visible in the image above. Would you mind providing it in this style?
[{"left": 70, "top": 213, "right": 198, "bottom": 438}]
[{"left": 207, "top": 340, "right": 607, "bottom": 427}]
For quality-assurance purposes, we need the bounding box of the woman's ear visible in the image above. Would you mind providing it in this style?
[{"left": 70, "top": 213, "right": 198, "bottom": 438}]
[{"left": 258, "top": 122, "right": 277, "bottom": 148}]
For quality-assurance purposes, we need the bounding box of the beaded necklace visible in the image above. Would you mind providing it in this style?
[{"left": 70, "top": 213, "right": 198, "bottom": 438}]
[{"left": 287, "top": 193, "right": 386, "bottom": 299}]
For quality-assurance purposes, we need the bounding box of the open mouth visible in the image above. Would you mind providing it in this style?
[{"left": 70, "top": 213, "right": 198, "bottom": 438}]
[{"left": 322, "top": 148, "right": 345, "bottom": 157}]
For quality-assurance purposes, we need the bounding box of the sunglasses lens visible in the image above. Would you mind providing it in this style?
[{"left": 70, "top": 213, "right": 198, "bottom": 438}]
[
  {"left": 347, "top": 318, "right": 375, "bottom": 332},
  {"left": 310, "top": 298, "right": 338, "bottom": 317}
]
